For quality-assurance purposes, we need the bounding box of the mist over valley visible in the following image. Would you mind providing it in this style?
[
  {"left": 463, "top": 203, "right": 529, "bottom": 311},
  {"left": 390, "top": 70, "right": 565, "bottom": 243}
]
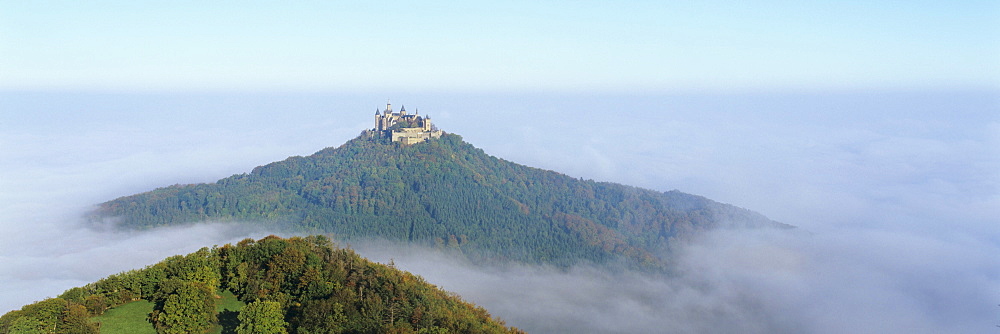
[{"left": 2, "top": 91, "right": 996, "bottom": 333}]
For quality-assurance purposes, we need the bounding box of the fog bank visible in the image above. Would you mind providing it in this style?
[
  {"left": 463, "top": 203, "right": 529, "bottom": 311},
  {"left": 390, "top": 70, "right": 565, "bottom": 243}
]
[
  {"left": 1, "top": 91, "right": 996, "bottom": 332},
  {"left": 355, "top": 226, "right": 998, "bottom": 333}
]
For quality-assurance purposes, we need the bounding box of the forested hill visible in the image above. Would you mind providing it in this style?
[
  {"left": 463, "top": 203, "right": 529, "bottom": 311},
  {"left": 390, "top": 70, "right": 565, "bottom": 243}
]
[
  {"left": 94, "top": 133, "right": 790, "bottom": 268},
  {"left": 0, "top": 235, "right": 524, "bottom": 334}
]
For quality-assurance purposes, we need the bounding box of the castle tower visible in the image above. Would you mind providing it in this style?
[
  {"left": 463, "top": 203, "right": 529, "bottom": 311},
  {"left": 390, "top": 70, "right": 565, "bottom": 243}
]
[
  {"left": 370, "top": 101, "right": 442, "bottom": 145},
  {"left": 374, "top": 108, "right": 381, "bottom": 131}
]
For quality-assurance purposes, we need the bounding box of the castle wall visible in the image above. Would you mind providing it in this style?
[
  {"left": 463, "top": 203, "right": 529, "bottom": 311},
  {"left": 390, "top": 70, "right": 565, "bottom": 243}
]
[{"left": 390, "top": 127, "right": 442, "bottom": 145}]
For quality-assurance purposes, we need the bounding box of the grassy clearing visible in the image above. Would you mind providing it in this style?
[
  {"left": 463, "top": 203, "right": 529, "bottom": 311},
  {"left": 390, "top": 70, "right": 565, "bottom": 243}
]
[
  {"left": 211, "top": 289, "right": 246, "bottom": 334},
  {"left": 90, "top": 290, "right": 246, "bottom": 334},
  {"left": 215, "top": 289, "right": 246, "bottom": 313},
  {"left": 90, "top": 300, "right": 156, "bottom": 334}
]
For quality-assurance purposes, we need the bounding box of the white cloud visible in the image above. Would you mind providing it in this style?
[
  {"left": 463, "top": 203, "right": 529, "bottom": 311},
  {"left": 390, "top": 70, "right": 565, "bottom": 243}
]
[
  {"left": 0, "top": 91, "right": 996, "bottom": 333},
  {"left": 355, "top": 226, "right": 999, "bottom": 334}
]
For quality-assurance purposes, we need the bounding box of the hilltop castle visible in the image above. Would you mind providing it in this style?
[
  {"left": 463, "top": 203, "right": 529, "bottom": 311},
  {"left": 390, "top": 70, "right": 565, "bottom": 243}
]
[{"left": 371, "top": 100, "right": 443, "bottom": 145}]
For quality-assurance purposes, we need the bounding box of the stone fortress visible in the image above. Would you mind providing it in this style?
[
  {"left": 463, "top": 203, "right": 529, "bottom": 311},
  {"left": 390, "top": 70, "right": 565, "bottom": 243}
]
[{"left": 370, "top": 100, "right": 443, "bottom": 145}]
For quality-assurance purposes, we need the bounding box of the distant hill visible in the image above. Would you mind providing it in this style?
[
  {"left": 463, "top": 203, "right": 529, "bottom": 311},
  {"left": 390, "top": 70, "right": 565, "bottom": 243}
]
[
  {"left": 0, "top": 235, "right": 523, "bottom": 334},
  {"left": 92, "top": 133, "right": 790, "bottom": 269}
]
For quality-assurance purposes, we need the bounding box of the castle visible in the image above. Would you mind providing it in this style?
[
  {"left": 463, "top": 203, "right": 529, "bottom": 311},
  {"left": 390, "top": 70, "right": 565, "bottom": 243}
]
[{"left": 371, "top": 100, "right": 443, "bottom": 145}]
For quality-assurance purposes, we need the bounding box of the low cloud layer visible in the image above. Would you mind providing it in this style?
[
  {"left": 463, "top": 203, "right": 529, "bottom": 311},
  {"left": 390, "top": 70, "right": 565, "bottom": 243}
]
[
  {"left": 1, "top": 91, "right": 997, "bottom": 332},
  {"left": 355, "top": 226, "right": 999, "bottom": 334}
]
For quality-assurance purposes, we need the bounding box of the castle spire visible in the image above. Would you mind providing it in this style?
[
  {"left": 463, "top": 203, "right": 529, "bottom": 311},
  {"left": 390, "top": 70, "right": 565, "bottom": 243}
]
[{"left": 386, "top": 99, "right": 392, "bottom": 113}]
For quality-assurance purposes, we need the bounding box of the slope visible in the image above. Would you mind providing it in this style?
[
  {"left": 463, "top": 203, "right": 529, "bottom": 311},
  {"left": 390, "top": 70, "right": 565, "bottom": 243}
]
[
  {"left": 0, "top": 235, "right": 523, "bottom": 334},
  {"left": 93, "top": 133, "right": 790, "bottom": 268}
]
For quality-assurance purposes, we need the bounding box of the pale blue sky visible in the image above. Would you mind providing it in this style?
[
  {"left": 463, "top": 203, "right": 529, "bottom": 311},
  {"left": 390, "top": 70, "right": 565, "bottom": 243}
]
[
  {"left": 1, "top": 1, "right": 997, "bottom": 92},
  {"left": 1, "top": 2, "right": 999, "bottom": 327}
]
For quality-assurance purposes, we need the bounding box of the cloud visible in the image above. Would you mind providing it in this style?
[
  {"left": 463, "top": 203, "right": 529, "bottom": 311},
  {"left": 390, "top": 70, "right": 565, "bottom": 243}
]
[
  {"left": 354, "top": 225, "right": 999, "bottom": 334},
  {"left": 354, "top": 90, "right": 1000, "bottom": 333},
  {"left": 0, "top": 222, "right": 273, "bottom": 311},
  {"left": 1, "top": 91, "right": 997, "bottom": 333},
  {"left": 0, "top": 92, "right": 328, "bottom": 312}
]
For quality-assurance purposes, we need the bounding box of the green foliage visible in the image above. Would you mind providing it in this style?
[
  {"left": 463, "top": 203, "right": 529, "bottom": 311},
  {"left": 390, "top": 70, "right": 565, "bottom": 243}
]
[
  {"left": 219, "top": 236, "right": 522, "bottom": 333},
  {"left": 56, "top": 304, "right": 98, "bottom": 334},
  {"left": 7, "top": 317, "right": 42, "bottom": 334},
  {"left": 0, "top": 298, "right": 98, "bottom": 334},
  {"left": 236, "top": 301, "right": 286, "bottom": 334},
  {"left": 4, "top": 236, "right": 522, "bottom": 334},
  {"left": 94, "top": 133, "right": 787, "bottom": 270},
  {"left": 57, "top": 288, "right": 87, "bottom": 305},
  {"left": 137, "top": 248, "right": 223, "bottom": 334},
  {"left": 152, "top": 281, "right": 216, "bottom": 334},
  {"left": 89, "top": 291, "right": 244, "bottom": 334}
]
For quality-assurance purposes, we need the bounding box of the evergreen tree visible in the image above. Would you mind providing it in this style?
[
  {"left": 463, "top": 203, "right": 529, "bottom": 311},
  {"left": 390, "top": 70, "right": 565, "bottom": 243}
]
[{"left": 94, "top": 133, "right": 788, "bottom": 271}]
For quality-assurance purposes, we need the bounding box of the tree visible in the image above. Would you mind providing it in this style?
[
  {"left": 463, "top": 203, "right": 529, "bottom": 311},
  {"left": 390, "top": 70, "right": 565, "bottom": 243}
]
[
  {"left": 12, "top": 298, "right": 65, "bottom": 333},
  {"left": 154, "top": 281, "right": 215, "bottom": 334},
  {"left": 237, "top": 300, "right": 287, "bottom": 334},
  {"left": 7, "top": 316, "right": 43, "bottom": 334},
  {"left": 55, "top": 304, "right": 99, "bottom": 334}
]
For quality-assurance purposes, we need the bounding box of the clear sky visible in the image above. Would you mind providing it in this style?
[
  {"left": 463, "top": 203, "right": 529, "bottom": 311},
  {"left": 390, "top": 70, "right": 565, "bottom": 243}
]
[{"left": 1, "top": 1, "right": 997, "bottom": 92}]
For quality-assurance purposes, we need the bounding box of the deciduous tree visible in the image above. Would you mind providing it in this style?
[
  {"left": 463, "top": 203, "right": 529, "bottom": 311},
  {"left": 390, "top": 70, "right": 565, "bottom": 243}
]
[{"left": 237, "top": 300, "right": 287, "bottom": 334}]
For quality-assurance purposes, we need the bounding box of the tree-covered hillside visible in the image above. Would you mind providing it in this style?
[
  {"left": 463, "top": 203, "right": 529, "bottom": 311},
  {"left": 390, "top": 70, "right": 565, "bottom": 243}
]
[
  {"left": 0, "top": 235, "right": 523, "bottom": 334},
  {"left": 93, "top": 133, "right": 789, "bottom": 269}
]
